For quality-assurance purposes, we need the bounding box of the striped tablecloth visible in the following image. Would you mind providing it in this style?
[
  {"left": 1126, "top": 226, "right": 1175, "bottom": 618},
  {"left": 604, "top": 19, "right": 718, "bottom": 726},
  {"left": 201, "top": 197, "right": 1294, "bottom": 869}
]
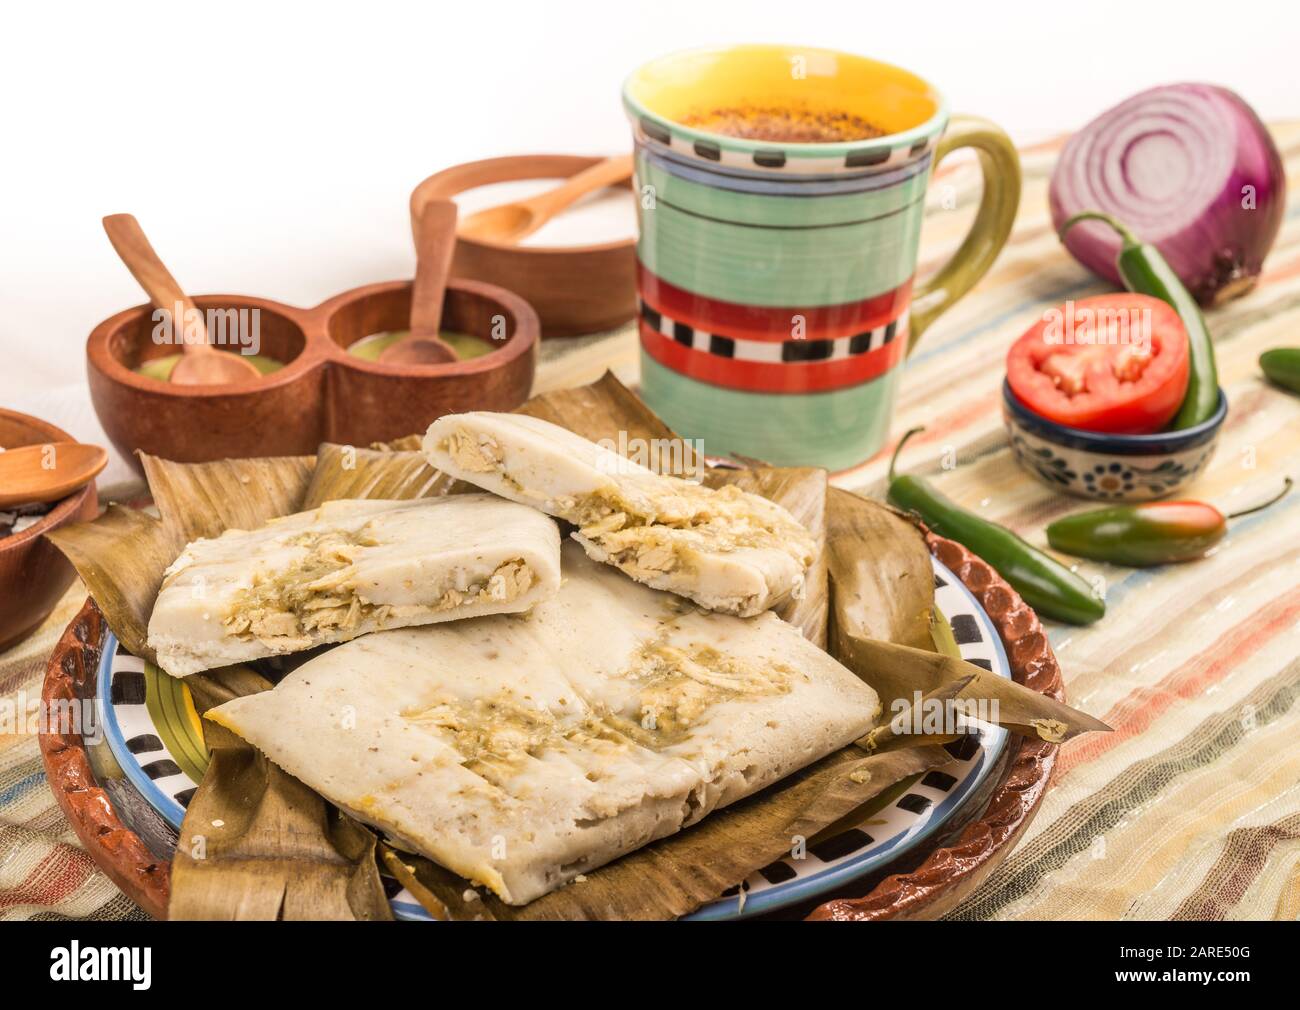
[{"left": 4, "top": 125, "right": 1298, "bottom": 921}]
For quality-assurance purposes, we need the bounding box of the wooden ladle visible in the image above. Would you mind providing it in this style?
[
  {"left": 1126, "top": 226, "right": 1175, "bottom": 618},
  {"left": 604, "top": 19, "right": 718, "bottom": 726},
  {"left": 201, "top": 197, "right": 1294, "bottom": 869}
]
[
  {"left": 457, "top": 154, "right": 633, "bottom": 245},
  {"left": 379, "top": 200, "right": 459, "bottom": 367},
  {"left": 0, "top": 442, "right": 108, "bottom": 508},
  {"left": 102, "top": 214, "right": 261, "bottom": 385}
]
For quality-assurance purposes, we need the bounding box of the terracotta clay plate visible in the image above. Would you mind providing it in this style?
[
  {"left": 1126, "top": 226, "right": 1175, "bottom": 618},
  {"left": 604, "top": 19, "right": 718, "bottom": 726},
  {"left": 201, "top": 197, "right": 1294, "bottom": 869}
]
[{"left": 40, "top": 533, "right": 1062, "bottom": 921}]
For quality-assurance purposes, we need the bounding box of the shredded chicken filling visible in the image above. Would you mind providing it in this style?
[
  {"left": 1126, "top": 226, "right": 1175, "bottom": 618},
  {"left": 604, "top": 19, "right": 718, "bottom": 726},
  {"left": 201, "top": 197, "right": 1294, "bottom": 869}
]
[
  {"left": 443, "top": 429, "right": 504, "bottom": 473},
  {"left": 402, "top": 637, "right": 795, "bottom": 780},
  {"left": 223, "top": 527, "right": 535, "bottom": 646},
  {"left": 563, "top": 484, "right": 816, "bottom": 586},
  {"left": 629, "top": 640, "right": 797, "bottom": 736}
]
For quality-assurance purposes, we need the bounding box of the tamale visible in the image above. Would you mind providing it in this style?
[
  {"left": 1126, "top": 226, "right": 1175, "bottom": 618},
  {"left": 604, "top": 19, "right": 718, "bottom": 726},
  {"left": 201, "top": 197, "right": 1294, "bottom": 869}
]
[
  {"left": 707, "top": 466, "right": 828, "bottom": 645},
  {"left": 46, "top": 453, "right": 317, "bottom": 661},
  {"left": 423, "top": 411, "right": 816, "bottom": 617},
  {"left": 209, "top": 544, "right": 881, "bottom": 905},
  {"left": 394, "top": 744, "right": 949, "bottom": 920},
  {"left": 147, "top": 495, "right": 561, "bottom": 677},
  {"left": 49, "top": 453, "right": 400, "bottom": 921}
]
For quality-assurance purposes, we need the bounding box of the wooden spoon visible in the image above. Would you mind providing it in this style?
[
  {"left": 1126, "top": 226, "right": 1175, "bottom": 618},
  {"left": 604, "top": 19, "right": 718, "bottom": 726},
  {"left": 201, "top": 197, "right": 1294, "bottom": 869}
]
[
  {"left": 0, "top": 442, "right": 108, "bottom": 508},
  {"left": 379, "top": 200, "right": 459, "bottom": 367},
  {"left": 102, "top": 214, "right": 261, "bottom": 385},
  {"left": 457, "top": 154, "right": 633, "bottom": 245}
]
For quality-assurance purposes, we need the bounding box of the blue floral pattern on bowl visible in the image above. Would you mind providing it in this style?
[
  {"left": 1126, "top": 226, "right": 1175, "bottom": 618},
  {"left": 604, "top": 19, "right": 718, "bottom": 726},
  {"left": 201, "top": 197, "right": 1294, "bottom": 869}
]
[{"left": 1002, "top": 382, "right": 1226, "bottom": 502}]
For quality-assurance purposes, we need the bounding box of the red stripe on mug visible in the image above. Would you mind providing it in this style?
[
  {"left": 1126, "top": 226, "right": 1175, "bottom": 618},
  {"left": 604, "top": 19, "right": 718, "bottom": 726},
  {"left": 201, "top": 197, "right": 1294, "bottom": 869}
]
[
  {"left": 637, "top": 263, "right": 912, "bottom": 342},
  {"left": 640, "top": 321, "right": 907, "bottom": 394}
]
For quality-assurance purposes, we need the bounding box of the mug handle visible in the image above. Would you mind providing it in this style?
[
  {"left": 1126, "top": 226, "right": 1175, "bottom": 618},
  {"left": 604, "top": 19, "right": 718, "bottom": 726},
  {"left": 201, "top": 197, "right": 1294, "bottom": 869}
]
[{"left": 907, "top": 116, "right": 1021, "bottom": 353}]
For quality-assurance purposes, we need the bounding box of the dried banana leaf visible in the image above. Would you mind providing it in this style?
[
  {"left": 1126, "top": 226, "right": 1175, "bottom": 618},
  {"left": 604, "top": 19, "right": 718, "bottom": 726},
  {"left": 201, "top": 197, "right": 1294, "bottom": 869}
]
[
  {"left": 45, "top": 504, "right": 185, "bottom": 660},
  {"left": 930, "top": 606, "right": 963, "bottom": 658},
  {"left": 301, "top": 443, "right": 450, "bottom": 507},
  {"left": 378, "top": 844, "right": 451, "bottom": 920},
  {"left": 142, "top": 452, "right": 315, "bottom": 544},
  {"left": 370, "top": 435, "right": 423, "bottom": 452},
  {"left": 857, "top": 674, "right": 974, "bottom": 754},
  {"left": 394, "top": 745, "right": 948, "bottom": 921},
  {"left": 826, "top": 486, "right": 934, "bottom": 653},
  {"left": 843, "top": 635, "right": 1111, "bottom": 743}
]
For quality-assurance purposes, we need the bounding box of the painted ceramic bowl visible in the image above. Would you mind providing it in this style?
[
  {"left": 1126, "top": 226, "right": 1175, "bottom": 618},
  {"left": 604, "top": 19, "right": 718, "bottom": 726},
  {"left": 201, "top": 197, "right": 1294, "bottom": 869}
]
[{"left": 1002, "top": 380, "right": 1228, "bottom": 502}]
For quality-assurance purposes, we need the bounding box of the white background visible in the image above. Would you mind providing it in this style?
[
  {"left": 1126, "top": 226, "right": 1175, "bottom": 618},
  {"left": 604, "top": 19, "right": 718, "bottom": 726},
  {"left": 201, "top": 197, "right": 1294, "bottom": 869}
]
[{"left": 1, "top": 0, "right": 1296, "bottom": 442}]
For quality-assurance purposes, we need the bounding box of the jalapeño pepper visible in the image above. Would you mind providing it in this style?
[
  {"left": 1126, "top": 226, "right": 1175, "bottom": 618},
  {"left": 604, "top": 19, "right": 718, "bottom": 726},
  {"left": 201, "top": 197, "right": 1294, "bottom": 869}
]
[
  {"left": 886, "top": 428, "right": 1105, "bottom": 625},
  {"left": 1058, "top": 211, "right": 1220, "bottom": 429},
  {"left": 1046, "top": 478, "right": 1292, "bottom": 566},
  {"left": 1260, "top": 348, "right": 1300, "bottom": 393}
]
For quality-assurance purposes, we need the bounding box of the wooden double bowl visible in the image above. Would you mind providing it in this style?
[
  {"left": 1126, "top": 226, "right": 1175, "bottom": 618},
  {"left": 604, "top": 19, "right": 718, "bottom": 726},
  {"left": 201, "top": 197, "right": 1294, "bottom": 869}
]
[{"left": 88, "top": 279, "right": 538, "bottom": 472}]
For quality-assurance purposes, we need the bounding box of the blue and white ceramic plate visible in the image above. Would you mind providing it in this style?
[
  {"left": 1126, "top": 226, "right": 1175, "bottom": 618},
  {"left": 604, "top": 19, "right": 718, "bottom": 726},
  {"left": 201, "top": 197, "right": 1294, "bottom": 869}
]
[{"left": 96, "top": 555, "right": 1009, "bottom": 920}]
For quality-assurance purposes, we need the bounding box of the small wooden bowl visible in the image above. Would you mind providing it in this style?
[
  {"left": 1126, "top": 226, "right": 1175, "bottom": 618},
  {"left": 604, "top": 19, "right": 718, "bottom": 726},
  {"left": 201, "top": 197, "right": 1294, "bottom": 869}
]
[
  {"left": 87, "top": 283, "right": 538, "bottom": 472},
  {"left": 88, "top": 295, "right": 326, "bottom": 465},
  {"left": 0, "top": 409, "right": 99, "bottom": 650},
  {"left": 411, "top": 154, "right": 637, "bottom": 338},
  {"left": 316, "top": 279, "right": 538, "bottom": 447}
]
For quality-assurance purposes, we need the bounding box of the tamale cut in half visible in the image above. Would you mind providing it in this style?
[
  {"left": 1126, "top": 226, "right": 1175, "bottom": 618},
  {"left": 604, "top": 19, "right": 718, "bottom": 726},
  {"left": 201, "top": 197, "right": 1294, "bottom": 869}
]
[
  {"left": 148, "top": 495, "right": 561, "bottom": 677},
  {"left": 423, "top": 412, "right": 816, "bottom": 617},
  {"left": 209, "top": 544, "right": 881, "bottom": 905}
]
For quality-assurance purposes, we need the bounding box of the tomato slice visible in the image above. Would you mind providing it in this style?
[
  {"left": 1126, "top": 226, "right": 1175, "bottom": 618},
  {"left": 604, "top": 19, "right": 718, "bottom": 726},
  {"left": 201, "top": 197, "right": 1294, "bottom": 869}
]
[{"left": 1005, "top": 293, "right": 1190, "bottom": 434}]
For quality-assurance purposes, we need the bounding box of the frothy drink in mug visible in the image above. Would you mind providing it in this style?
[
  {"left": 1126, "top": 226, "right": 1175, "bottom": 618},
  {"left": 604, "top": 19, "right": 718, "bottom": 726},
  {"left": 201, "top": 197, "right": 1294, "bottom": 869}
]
[
  {"left": 623, "top": 45, "right": 1021, "bottom": 470},
  {"left": 679, "top": 105, "right": 885, "bottom": 143}
]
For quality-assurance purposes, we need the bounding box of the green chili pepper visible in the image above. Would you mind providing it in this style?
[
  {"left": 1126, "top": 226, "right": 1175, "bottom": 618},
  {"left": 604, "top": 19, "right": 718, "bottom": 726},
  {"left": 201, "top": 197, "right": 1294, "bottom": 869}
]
[
  {"left": 886, "top": 428, "right": 1105, "bottom": 625},
  {"left": 1260, "top": 348, "right": 1300, "bottom": 393},
  {"left": 1059, "top": 211, "right": 1219, "bottom": 429},
  {"left": 1046, "top": 478, "right": 1292, "bottom": 566}
]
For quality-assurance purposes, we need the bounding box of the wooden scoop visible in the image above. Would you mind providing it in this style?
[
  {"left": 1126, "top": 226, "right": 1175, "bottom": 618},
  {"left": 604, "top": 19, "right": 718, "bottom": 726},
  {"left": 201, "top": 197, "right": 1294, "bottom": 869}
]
[
  {"left": 0, "top": 442, "right": 108, "bottom": 508},
  {"left": 457, "top": 154, "right": 633, "bottom": 245},
  {"left": 102, "top": 214, "right": 261, "bottom": 385},
  {"left": 379, "top": 200, "right": 459, "bottom": 367}
]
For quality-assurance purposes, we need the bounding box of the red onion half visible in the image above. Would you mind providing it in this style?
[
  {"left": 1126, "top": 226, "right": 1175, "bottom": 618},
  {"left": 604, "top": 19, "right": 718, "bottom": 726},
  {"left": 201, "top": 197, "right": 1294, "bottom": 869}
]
[{"left": 1050, "top": 83, "right": 1286, "bottom": 306}]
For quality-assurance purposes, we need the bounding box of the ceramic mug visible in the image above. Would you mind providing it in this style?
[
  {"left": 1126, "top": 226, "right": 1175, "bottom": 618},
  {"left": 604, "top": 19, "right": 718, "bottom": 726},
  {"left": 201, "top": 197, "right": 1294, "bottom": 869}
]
[{"left": 623, "top": 45, "right": 1021, "bottom": 470}]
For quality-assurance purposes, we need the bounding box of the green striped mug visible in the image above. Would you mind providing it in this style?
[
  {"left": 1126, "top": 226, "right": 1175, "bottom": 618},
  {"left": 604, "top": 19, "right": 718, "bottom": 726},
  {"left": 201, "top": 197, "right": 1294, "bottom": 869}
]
[{"left": 624, "top": 45, "right": 1020, "bottom": 470}]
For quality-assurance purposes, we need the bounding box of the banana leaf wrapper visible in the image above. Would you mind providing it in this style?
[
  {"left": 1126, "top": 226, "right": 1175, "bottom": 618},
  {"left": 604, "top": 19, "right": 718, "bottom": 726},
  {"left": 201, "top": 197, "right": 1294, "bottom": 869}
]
[
  {"left": 826, "top": 486, "right": 934, "bottom": 652},
  {"left": 46, "top": 372, "right": 1102, "bottom": 920},
  {"left": 301, "top": 443, "right": 450, "bottom": 507},
  {"left": 826, "top": 485, "right": 1109, "bottom": 743}
]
